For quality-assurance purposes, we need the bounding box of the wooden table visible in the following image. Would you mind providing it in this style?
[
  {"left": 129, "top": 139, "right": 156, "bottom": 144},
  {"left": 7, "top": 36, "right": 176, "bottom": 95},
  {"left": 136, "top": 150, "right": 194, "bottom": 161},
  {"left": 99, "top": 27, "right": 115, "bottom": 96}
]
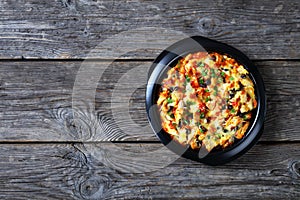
[{"left": 0, "top": 0, "right": 299, "bottom": 199}]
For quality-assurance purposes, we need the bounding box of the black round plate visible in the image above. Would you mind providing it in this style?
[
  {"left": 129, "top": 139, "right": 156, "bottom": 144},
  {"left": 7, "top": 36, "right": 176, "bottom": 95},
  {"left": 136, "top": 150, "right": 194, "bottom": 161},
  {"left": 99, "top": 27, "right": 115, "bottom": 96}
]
[{"left": 146, "top": 36, "right": 267, "bottom": 165}]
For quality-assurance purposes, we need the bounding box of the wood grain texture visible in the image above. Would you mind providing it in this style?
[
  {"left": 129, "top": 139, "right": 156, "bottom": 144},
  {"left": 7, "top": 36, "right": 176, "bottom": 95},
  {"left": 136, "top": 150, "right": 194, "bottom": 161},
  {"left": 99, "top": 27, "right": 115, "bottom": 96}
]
[
  {"left": 0, "top": 143, "right": 299, "bottom": 199},
  {"left": 0, "top": 1, "right": 299, "bottom": 199},
  {"left": 0, "top": 0, "right": 299, "bottom": 59},
  {"left": 0, "top": 60, "right": 299, "bottom": 142}
]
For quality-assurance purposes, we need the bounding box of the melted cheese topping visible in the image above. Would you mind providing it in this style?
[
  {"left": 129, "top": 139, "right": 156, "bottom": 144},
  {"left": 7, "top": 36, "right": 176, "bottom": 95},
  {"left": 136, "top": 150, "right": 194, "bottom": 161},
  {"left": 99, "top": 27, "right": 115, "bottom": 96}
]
[{"left": 157, "top": 52, "right": 257, "bottom": 151}]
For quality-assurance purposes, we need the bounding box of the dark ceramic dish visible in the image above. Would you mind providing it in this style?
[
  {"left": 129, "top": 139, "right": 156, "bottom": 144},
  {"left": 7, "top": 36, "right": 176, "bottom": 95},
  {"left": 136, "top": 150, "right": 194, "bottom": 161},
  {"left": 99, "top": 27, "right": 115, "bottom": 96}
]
[{"left": 146, "top": 36, "right": 266, "bottom": 165}]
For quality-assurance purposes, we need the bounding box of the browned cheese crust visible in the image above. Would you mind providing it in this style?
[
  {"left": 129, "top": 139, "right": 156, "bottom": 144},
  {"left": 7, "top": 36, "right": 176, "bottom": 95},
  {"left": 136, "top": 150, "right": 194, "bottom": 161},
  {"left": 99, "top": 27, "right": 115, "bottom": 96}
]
[{"left": 157, "top": 52, "right": 257, "bottom": 151}]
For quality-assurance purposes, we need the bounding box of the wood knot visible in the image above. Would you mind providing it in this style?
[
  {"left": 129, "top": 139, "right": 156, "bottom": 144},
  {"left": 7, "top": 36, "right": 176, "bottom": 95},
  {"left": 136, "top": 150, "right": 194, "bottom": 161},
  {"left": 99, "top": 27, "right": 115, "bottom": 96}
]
[
  {"left": 62, "top": 145, "right": 88, "bottom": 167},
  {"left": 197, "top": 17, "right": 220, "bottom": 35},
  {"left": 48, "top": 106, "right": 94, "bottom": 140},
  {"left": 79, "top": 176, "right": 111, "bottom": 199},
  {"left": 289, "top": 160, "right": 300, "bottom": 179}
]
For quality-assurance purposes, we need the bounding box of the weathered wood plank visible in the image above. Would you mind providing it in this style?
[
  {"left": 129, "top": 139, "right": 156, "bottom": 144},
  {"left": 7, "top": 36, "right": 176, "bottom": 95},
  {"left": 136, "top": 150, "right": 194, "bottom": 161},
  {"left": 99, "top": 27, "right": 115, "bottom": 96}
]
[
  {"left": 0, "top": 0, "right": 299, "bottom": 59},
  {"left": 0, "top": 143, "right": 299, "bottom": 199},
  {"left": 0, "top": 61, "right": 299, "bottom": 141}
]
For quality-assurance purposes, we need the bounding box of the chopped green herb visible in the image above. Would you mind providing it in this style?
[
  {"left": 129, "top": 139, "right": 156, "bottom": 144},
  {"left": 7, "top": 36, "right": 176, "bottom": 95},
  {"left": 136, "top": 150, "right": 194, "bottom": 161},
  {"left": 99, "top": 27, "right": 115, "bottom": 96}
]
[
  {"left": 197, "top": 62, "right": 205, "bottom": 67},
  {"left": 207, "top": 135, "right": 211, "bottom": 139},
  {"left": 203, "top": 68, "right": 209, "bottom": 76},
  {"left": 218, "top": 77, "right": 223, "bottom": 83},
  {"left": 231, "top": 108, "right": 236, "bottom": 113},
  {"left": 183, "top": 119, "right": 189, "bottom": 125},
  {"left": 243, "top": 115, "right": 248, "bottom": 120},
  {"left": 177, "top": 61, "right": 181, "bottom": 69},
  {"left": 185, "top": 75, "right": 191, "bottom": 82},
  {"left": 230, "top": 76, "right": 235, "bottom": 81},
  {"left": 199, "top": 78, "right": 204, "bottom": 84},
  {"left": 200, "top": 113, "right": 205, "bottom": 119},
  {"left": 186, "top": 100, "right": 196, "bottom": 106},
  {"left": 199, "top": 125, "right": 206, "bottom": 132},
  {"left": 195, "top": 121, "right": 201, "bottom": 126},
  {"left": 205, "top": 89, "right": 210, "bottom": 92},
  {"left": 211, "top": 69, "right": 216, "bottom": 78},
  {"left": 221, "top": 71, "right": 225, "bottom": 77},
  {"left": 205, "top": 96, "right": 211, "bottom": 102},
  {"left": 167, "top": 97, "right": 174, "bottom": 104},
  {"left": 170, "top": 113, "right": 175, "bottom": 118},
  {"left": 214, "top": 87, "right": 218, "bottom": 95}
]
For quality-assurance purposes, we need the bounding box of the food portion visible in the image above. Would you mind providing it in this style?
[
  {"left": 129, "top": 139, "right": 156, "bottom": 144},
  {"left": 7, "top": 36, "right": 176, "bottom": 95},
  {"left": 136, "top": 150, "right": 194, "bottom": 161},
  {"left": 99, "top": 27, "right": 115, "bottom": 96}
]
[{"left": 157, "top": 52, "right": 257, "bottom": 152}]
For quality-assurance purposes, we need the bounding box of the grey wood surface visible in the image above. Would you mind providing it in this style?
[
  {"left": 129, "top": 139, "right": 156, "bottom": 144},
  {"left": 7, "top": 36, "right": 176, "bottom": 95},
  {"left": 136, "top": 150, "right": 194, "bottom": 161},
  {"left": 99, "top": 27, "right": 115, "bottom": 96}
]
[
  {"left": 0, "top": 0, "right": 299, "bottom": 199},
  {"left": 0, "top": 0, "right": 299, "bottom": 59},
  {"left": 0, "top": 143, "right": 299, "bottom": 199}
]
